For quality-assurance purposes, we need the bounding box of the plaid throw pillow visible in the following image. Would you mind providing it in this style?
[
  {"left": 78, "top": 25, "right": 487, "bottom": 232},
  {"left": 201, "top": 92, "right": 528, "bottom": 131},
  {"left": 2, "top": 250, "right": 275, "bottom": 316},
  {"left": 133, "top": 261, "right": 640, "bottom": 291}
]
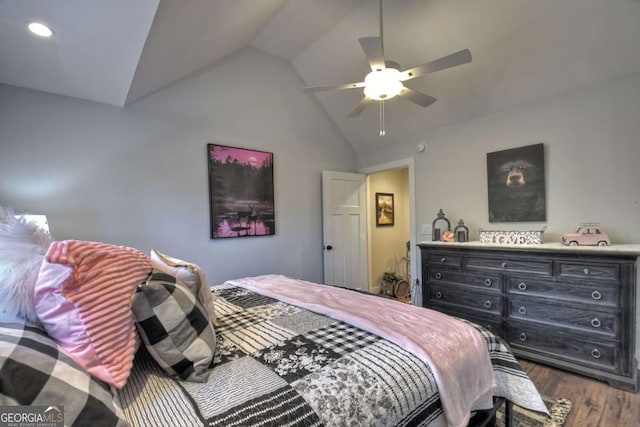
[
  {"left": 150, "top": 249, "right": 217, "bottom": 323},
  {"left": 0, "top": 323, "right": 129, "bottom": 426},
  {"left": 132, "top": 271, "right": 216, "bottom": 382}
]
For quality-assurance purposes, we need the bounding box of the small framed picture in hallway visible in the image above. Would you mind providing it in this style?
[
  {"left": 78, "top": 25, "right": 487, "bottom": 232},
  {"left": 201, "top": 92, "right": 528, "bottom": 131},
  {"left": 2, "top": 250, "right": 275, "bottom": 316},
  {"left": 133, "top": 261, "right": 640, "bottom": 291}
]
[{"left": 375, "top": 192, "right": 394, "bottom": 226}]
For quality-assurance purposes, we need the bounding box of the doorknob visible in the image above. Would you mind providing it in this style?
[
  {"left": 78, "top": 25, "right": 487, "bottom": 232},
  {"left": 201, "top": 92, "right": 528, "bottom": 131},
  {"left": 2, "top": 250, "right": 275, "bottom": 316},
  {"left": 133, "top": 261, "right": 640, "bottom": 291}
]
[{"left": 325, "top": 245, "right": 333, "bottom": 250}]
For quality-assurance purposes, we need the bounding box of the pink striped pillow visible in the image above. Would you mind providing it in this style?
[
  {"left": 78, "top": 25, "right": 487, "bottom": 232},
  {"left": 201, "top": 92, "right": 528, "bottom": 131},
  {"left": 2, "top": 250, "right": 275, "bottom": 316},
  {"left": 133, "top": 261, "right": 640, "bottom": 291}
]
[{"left": 34, "top": 240, "right": 152, "bottom": 388}]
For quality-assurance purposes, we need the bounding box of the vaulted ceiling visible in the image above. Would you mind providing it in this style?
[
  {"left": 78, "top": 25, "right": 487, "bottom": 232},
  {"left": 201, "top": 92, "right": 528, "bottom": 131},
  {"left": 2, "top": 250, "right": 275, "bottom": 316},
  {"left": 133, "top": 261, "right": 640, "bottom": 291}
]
[{"left": 2, "top": 0, "right": 640, "bottom": 151}]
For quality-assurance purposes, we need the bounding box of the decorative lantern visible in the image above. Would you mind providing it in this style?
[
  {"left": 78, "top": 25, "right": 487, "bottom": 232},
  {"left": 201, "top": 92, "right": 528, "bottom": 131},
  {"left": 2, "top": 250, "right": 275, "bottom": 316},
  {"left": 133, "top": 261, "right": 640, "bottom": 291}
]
[
  {"left": 454, "top": 219, "right": 469, "bottom": 242},
  {"left": 432, "top": 209, "right": 450, "bottom": 241}
]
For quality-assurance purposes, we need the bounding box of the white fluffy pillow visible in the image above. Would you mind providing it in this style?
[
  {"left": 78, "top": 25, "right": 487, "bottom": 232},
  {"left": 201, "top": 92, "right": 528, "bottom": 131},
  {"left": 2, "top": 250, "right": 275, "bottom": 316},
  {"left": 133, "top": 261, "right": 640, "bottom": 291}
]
[{"left": 0, "top": 207, "right": 52, "bottom": 323}]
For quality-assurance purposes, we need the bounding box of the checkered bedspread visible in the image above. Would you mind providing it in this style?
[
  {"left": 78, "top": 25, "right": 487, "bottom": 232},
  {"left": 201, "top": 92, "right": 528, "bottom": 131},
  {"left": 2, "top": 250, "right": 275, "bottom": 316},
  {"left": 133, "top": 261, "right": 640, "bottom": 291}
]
[{"left": 117, "top": 282, "right": 545, "bottom": 427}]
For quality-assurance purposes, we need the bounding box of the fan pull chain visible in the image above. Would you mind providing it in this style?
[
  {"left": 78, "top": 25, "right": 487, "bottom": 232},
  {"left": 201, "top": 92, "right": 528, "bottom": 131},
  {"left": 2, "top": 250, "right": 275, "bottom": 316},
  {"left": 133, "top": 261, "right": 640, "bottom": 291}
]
[
  {"left": 379, "top": 0, "right": 384, "bottom": 55},
  {"left": 379, "top": 100, "right": 385, "bottom": 136}
]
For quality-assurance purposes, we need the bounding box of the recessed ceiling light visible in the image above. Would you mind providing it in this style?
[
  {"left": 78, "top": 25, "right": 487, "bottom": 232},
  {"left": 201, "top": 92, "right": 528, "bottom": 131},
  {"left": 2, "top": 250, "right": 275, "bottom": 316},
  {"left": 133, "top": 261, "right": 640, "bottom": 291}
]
[{"left": 28, "top": 22, "right": 54, "bottom": 38}]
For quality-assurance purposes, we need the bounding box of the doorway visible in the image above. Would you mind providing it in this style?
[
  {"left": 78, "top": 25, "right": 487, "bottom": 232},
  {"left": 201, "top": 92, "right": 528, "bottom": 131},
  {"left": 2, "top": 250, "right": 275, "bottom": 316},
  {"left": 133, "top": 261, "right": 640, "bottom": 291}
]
[
  {"left": 321, "top": 158, "right": 418, "bottom": 305},
  {"left": 366, "top": 167, "right": 410, "bottom": 296},
  {"left": 360, "top": 158, "right": 417, "bottom": 304}
]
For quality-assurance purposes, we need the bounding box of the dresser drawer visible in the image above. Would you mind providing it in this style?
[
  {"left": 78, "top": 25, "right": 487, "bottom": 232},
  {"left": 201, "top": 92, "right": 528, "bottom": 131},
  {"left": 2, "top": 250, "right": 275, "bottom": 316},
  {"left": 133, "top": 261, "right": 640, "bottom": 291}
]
[
  {"left": 427, "top": 252, "right": 462, "bottom": 268},
  {"left": 466, "top": 255, "right": 552, "bottom": 275},
  {"left": 429, "top": 270, "right": 501, "bottom": 290},
  {"left": 431, "top": 307, "right": 503, "bottom": 336},
  {"left": 508, "top": 298, "right": 618, "bottom": 337},
  {"left": 507, "top": 277, "right": 618, "bottom": 307},
  {"left": 557, "top": 261, "right": 620, "bottom": 282},
  {"left": 508, "top": 322, "right": 618, "bottom": 372},
  {"left": 460, "top": 315, "right": 503, "bottom": 337},
  {"left": 427, "top": 284, "right": 502, "bottom": 315}
]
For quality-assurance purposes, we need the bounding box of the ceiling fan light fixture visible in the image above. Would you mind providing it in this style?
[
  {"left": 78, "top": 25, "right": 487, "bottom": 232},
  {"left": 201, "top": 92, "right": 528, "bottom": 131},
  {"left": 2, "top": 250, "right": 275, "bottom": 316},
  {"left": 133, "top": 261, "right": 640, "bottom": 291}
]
[
  {"left": 28, "top": 22, "right": 54, "bottom": 38},
  {"left": 300, "top": 0, "right": 471, "bottom": 137},
  {"left": 363, "top": 68, "right": 403, "bottom": 100}
]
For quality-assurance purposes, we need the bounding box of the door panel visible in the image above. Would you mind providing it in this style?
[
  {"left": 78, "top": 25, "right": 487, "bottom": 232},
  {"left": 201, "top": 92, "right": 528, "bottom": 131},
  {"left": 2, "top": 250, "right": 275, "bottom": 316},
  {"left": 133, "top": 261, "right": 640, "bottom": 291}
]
[{"left": 322, "top": 171, "right": 367, "bottom": 291}]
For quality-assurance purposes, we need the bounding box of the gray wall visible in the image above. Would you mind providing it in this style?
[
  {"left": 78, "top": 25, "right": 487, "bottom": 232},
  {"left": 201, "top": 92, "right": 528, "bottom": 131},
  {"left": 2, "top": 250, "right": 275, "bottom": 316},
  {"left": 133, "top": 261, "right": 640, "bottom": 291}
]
[
  {"left": 0, "top": 47, "right": 356, "bottom": 285},
  {"left": 359, "top": 72, "right": 640, "bottom": 245}
]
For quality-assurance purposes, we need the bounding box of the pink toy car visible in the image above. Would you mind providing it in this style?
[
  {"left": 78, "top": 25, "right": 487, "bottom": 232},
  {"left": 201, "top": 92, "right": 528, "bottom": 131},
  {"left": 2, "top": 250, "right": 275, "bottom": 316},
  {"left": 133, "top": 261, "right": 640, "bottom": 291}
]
[{"left": 561, "top": 223, "right": 610, "bottom": 246}]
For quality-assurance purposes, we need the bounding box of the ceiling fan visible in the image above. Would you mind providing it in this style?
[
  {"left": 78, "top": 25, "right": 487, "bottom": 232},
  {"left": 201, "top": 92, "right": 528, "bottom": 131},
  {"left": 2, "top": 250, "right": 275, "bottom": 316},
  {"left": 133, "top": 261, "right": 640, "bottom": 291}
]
[{"left": 302, "top": 0, "right": 472, "bottom": 136}]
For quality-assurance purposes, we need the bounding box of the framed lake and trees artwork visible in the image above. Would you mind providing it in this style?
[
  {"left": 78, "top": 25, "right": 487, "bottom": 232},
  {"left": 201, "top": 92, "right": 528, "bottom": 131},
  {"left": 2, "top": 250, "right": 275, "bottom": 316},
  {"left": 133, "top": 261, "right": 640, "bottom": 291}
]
[
  {"left": 208, "top": 144, "right": 275, "bottom": 238},
  {"left": 375, "top": 192, "right": 394, "bottom": 226},
  {"left": 486, "top": 143, "right": 546, "bottom": 222}
]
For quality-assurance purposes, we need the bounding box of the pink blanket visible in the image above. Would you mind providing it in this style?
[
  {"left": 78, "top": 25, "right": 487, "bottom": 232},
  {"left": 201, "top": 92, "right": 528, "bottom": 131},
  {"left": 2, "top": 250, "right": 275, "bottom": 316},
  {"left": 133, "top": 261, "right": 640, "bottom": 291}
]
[{"left": 226, "top": 275, "right": 496, "bottom": 427}]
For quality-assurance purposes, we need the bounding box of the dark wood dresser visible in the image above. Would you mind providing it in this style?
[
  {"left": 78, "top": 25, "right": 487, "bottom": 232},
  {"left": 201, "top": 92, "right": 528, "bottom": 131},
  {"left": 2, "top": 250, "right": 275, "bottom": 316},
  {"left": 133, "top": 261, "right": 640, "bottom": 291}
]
[{"left": 418, "top": 241, "right": 639, "bottom": 391}]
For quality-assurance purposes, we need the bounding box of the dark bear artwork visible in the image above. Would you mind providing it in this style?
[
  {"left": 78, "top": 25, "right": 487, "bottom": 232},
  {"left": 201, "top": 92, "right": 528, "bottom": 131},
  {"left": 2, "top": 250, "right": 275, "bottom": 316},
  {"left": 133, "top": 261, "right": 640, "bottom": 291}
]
[{"left": 486, "top": 143, "right": 546, "bottom": 222}]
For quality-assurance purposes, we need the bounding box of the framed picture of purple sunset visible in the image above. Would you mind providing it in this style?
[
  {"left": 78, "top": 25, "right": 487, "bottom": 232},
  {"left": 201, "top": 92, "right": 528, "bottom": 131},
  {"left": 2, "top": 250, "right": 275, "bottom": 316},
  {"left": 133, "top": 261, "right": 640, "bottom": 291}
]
[{"left": 208, "top": 144, "right": 275, "bottom": 239}]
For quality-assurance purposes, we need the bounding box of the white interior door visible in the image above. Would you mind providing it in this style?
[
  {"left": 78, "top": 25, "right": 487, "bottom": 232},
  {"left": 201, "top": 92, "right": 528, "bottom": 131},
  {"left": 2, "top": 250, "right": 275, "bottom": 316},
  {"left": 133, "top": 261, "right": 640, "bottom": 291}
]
[{"left": 322, "top": 171, "right": 368, "bottom": 291}]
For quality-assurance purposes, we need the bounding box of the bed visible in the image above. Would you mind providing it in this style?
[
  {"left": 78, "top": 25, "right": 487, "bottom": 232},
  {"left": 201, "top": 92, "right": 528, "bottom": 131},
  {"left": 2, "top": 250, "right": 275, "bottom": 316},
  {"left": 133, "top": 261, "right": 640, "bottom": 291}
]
[
  {"left": 115, "top": 274, "right": 546, "bottom": 427},
  {"left": 0, "top": 238, "right": 547, "bottom": 427}
]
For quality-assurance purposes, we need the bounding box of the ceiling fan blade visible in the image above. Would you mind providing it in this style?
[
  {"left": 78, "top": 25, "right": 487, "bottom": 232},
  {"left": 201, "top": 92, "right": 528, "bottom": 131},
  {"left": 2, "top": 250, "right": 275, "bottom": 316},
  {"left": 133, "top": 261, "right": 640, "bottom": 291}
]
[
  {"left": 359, "top": 37, "right": 386, "bottom": 71},
  {"left": 399, "top": 49, "right": 472, "bottom": 81},
  {"left": 347, "top": 97, "right": 373, "bottom": 118},
  {"left": 302, "top": 82, "right": 366, "bottom": 93},
  {"left": 397, "top": 87, "right": 437, "bottom": 107}
]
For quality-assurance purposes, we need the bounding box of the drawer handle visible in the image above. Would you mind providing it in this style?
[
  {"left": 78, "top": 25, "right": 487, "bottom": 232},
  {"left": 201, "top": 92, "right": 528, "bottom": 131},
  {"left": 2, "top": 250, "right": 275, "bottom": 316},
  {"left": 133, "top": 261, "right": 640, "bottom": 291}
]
[
  {"left": 440, "top": 257, "right": 447, "bottom": 263},
  {"left": 518, "top": 282, "right": 527, "bottom": 291},
  {"left": 591, "top": 318, "right": 602, "bottom": 328},
  {"left": 591, "top": 349, "right": 602, "bottom": 359},
  {"left": 501, "top": 262, "right": 508, "bottom": 268},
  {"left": 518, "top": 306, "right": 527, "bottom": 315},
  {"left": 483, "top": 300, "right": 492, "bottom": 309},
  {"left": 519, "top": 333, "right": 527, "bottom": 342},
  {"left": 583, "top": 268, "right": 590, "bottom": 275},
  {"left": 435, "top": 272, "right": 442, "bottom": 280},
  {"left": 484, "top": 278, "right": 492, "bottom": 287},
  {"left": 591, "top": 290, "right": 602, "bottom": 300},
  {"left": 435, "top": 292, "right": 442, "bottom": 299}
]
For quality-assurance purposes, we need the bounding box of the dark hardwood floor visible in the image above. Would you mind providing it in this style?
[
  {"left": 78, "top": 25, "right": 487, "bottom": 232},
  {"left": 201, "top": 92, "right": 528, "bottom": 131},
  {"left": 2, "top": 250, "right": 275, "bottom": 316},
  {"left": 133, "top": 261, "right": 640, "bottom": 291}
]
[{"left": 518, "top": 359, "right": 640, "bottom": 427}]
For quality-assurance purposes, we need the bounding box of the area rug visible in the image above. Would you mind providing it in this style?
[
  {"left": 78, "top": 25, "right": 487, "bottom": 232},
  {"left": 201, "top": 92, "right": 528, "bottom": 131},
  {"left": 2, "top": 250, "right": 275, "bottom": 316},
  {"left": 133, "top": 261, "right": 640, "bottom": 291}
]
[{"left": 496, "top": 395, "right": 573, "bottom": 427}]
